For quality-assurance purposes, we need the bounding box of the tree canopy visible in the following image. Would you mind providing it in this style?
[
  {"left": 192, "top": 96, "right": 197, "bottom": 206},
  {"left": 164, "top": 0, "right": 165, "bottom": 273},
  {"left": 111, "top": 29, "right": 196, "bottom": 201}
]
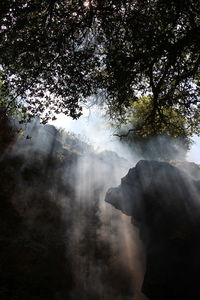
[
  {"left": 114, "top": 95, "right": 200, "bottom": 137},
  {"left": 113, "top": 96, "right": 195, "bottom": 160},
  {"left": 0, "top": 0, "right": 200, "bottom": 125}
]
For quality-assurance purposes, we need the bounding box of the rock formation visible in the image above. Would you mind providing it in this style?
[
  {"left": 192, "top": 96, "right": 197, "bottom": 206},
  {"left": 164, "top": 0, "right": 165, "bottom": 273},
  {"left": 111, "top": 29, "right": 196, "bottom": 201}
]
[
  {"left": 105, "top": 160, "right": 200, "bottom": 300},
  {"left": 0, "top": 121, "right": 134, "bottom": 299}
]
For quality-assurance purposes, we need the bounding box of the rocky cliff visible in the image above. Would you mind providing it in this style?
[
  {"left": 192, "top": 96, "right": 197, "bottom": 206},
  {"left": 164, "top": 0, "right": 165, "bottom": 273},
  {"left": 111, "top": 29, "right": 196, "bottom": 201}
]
[
  {"left": 0, "top": 120, "right": 137, "bottom": 300},
  {"left": 106, "top": 160, "right": 200, "bottom": 300}
]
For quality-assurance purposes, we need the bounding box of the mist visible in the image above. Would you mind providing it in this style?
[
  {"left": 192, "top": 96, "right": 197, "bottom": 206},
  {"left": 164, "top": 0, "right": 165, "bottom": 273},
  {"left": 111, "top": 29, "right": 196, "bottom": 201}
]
[
  {"left": 1, "top": 113, "right": 148, "bottom": 300},
  {"left": 49, "top": 108, "right": 138, "bottom": 162},
  {"left": 50, "top": 107, "right": 200, "bottom": 164},
  {"left": 187, "top": 135, "right": 200, "bottom": 164},
  {"left": 1, "top": 109, "right": 200, "bottom": 300}
]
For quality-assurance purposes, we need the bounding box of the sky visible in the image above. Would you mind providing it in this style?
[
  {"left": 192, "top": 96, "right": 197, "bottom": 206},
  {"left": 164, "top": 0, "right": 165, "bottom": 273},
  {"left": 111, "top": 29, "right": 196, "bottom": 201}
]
[{"left": 187, "top": 136, "right": 200, "bottom": 164}]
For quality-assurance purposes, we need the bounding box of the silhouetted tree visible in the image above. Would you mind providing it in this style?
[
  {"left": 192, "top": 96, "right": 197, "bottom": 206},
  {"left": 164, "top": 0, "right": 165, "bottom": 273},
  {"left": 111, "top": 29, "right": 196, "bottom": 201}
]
[{"left": 0, "top": 0, "right": 200, "bottom": 126}]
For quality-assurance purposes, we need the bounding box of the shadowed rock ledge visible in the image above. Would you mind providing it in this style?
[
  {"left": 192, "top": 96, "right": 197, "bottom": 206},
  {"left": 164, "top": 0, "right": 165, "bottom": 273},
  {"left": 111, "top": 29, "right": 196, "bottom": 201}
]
[{"left": 105, "top": 160, "right": 200, "bottom": 300}]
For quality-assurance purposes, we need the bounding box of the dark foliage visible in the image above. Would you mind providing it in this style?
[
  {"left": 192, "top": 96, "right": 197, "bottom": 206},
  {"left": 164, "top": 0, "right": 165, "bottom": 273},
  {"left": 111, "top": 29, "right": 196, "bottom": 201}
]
[{"left": 0, "top": 0, "right": 200, "bottom": 124}]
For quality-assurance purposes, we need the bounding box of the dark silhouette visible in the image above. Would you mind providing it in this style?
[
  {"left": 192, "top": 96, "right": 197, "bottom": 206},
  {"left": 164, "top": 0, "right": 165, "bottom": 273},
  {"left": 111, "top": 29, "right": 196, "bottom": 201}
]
[
  {"left": 0, "top": 0, "right": 200, "bottom": 125},
  {"left": 106, "top": 160, "right": 200, "bottom": 300}
]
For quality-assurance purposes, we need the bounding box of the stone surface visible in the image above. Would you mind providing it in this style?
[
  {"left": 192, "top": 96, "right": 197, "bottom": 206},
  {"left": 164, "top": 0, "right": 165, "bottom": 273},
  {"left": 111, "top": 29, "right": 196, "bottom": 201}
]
[{"left": 105, "top": 160, "right": 200, "bottom": 300}]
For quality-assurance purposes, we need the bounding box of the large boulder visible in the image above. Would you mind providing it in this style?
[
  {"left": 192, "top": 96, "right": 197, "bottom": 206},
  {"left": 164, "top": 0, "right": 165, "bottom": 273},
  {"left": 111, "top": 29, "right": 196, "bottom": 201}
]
[{"left": 105, "top": 160, "right": 200, "bottom": 300}]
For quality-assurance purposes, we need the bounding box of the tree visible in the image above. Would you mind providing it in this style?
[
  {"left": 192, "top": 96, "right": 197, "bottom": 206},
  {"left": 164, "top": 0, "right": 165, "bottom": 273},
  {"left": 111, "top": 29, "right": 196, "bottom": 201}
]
[
  {"left": 114, "top": 96, "right": 200, "bottom": 137},
  {"left": 0, "top": 0, "right": 200, "bottom": 126},
  {"left": 0, "top": 72, "right": 33, "bottom": 123},
  {"left": 113, "top": 96, "right": 198, "bottom": 160}
]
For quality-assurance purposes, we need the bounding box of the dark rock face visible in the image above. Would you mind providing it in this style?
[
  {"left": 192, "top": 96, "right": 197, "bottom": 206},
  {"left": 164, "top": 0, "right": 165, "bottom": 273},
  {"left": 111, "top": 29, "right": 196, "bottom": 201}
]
[
  {"left": 0, "top": 152, "right": 76, "bottom": 300},
  {"left": 105, "top": 160, "right": 200, "bottom": 300},
  {"left": 0, "top": 121, "right": 135, "bottom": 300}
]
